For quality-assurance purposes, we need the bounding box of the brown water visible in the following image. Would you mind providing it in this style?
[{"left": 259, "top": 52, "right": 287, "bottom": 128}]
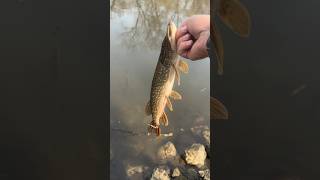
[{"left": 110, "top": 0, "right": 210, "bottom": 179}]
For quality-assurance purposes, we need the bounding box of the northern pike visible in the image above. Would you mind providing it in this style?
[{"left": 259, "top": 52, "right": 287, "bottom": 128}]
[
  {"left": 210, "top": 0, "right": 251, "bottom": 120},
  {"left": 145, "top": 19, "right": 189, "bottom": 136},
  {"left": 211, "top": 0, "right": 251, "bottom": 75}
]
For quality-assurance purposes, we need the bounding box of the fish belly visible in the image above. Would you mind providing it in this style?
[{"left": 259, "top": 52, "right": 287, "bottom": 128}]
[
  {"left": 152, "top": 67, "right": 175, "bottom": 126},
  {"left": 165, "top": 68, "right": 175, "bottom": 98}
]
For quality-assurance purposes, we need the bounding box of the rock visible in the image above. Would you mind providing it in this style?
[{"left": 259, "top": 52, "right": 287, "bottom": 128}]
[
  {"left": 157, "top": 141, "right": 177, "bottom": 160},
  {"left": 184, "top": 144, "right": 207, "bottom": 168},
  {"left": 205, "top": 145, "right": 210, "bottom": 159},
  {"left": 172, "top": 168, "right": 181, "bottom": 177},
  {"left": 150, "top": 167, "right": 170, "bottom": 180},
  {"left": 185, "top": 168, "right": 200, "bottom": 180},
  {"left": 126, "top": 165, "right": 144, "bottom": 177},
  {"left": 199, "top": 169, "right": 210, "bottom": 180},
  {"left": 175, "top": 167, "right": 199, "bottom": 180},
  {"left": 174, "top": 176, "right": 188, "bottom": 180},
  {"left": 190, "top": 125, "right": 210, "bottom": 145}
]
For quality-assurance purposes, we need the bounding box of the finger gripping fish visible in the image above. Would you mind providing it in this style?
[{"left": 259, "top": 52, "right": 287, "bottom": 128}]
[{"left": 145, "top": 19, "right": 189, "bottom": 136}]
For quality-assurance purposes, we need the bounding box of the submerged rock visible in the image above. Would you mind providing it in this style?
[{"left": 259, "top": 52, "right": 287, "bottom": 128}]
[
  {"left": 184, "top": 144, "right": 207, "bottom": 168},
  {"left": 150, "top": 167, "right": 170, "bottom": 180},
  {"left": 173, "top": 167, "right": 200, "bottom": 180},
  {"left": 190, "top": 125, "right": 210, "bottom": 145},
  {"left": 205, "top": 144, "right": 210, "bottom": 159},
  {"left": 185, "top": 168, "right": 200, "bottom": 180},
  {"left": 199, "top": 169, "right": 210, "bottom": 180},
  {"left": 174, "top": 176, "right": 188, "bottom": 180},
  {"left": 157, "top": 141, "right": 177, "bottom": 160},
  {"left": 202, "top": 129, "right": 210, "bottom": 145},
  {"left": 126, "top": 165, "right": 144, "bottom": 177},
  {"left": 172, "top": 167, "right": 181, "bottom": 177}
]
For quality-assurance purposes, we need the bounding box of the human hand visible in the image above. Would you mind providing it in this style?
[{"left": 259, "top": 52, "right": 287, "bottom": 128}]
[{"left": 175, "top": 15, "right": 210, "bottom": 60}]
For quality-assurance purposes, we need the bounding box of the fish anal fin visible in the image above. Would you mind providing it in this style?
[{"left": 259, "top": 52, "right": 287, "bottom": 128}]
[
  {"left": 170, "top": 90, "right": 182, "bottom": 100},
  {"left": 166, "top": 97, "right": 173, "bottom": 111},
  {"left": 160, "top": 112, "right": 169, "bottom": 126},
  {"left": 178, "top": 60, "right": 189, "bottom": 73},
  {"left": 211, "top": 97, "right": 229, "bottom": 120},
  {"left": 145, "top": 101, "right": 151, "bottom": 116}
]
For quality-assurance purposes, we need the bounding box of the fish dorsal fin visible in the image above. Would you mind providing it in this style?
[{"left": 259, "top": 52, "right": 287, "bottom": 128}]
[
  {"left": 211, "top": 97, "right": 229, "bottom": 120},
  {"left": 218, "top": 0, "right": 251, "bottom": 37},
  {"left": 145, "top": 101, "right": 151, "bottom": 116}
]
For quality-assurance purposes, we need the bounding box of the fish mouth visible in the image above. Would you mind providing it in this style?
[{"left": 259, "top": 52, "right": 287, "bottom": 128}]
[{"left": 167, "top": 19, "right": 177, "bottom": 51}]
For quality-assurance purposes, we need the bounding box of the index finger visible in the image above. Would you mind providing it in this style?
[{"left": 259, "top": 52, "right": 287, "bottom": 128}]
[{"left": 175, "top": 21, "right": 188, "bottom": 41}]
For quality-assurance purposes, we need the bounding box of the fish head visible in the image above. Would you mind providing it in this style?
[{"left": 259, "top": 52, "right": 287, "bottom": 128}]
[{"left": 166, "top": 20, "right": 177, "bottom": 51}]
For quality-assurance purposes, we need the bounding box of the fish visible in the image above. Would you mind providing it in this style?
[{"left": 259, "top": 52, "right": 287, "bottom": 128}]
[
  {"left": 218, "top": 0, "right": 251, "bottom": 38},
  {"left": 210, "top": 21, "right": 225, "bottom": 75},
  {"left": 211, "top": 0, "right": 251, "bottom": 75},
  {"left": 210, "top": 0, "right": 251, "bottom": 120},
  {"left": 145, "top": 19, "right": 189, "bottom": 136}
]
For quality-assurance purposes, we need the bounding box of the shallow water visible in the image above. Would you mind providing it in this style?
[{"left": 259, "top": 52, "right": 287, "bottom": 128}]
[{"left": 110, "top": 0, "right": 210, "bottom": 179}]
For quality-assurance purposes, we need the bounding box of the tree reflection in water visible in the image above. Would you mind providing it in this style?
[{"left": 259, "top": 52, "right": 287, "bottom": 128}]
[{"left": 110, "top": 0, "right": 209, "bottom": 50}]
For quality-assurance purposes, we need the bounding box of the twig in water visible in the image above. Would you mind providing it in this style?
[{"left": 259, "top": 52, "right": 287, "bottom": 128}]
[{"left": 291, "top": 84, "right": 307, "bottom": 96}]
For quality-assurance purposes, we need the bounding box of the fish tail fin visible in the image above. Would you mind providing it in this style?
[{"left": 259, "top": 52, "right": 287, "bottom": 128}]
[
  {"left": 160, "top": 112, "right": 169, "bottom": 126},
  {"left": 148, "top": 121, "right": 161, "bottom": 136},
  {"left": 157, "top": 127, "right": 161, "bottom": 136}
]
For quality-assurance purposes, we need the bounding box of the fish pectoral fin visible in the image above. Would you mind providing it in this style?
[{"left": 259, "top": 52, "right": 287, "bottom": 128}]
[
  {"left": 145, "top": 101, "right": 151, "bottom": 116},
  {"left": 218, "top": 0, "right": 251, "bottom": 37},
  {"left": 178, "top": 60, "right": 189, "bottom": 74},
  {"left": 173, "top": 65, "right": 181, "bottom": 86},
  {"left": 211, "top": 97, "right": 229, "bottom": 120},
  {"left": 170, "top": 90, "right": 182, "bottom": 100},
  {"left": 160, "top": 112, "right": 169, "bottom": 126},
  {"left": 166, "top": 97, "right": 173, "bottom": 111}
]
